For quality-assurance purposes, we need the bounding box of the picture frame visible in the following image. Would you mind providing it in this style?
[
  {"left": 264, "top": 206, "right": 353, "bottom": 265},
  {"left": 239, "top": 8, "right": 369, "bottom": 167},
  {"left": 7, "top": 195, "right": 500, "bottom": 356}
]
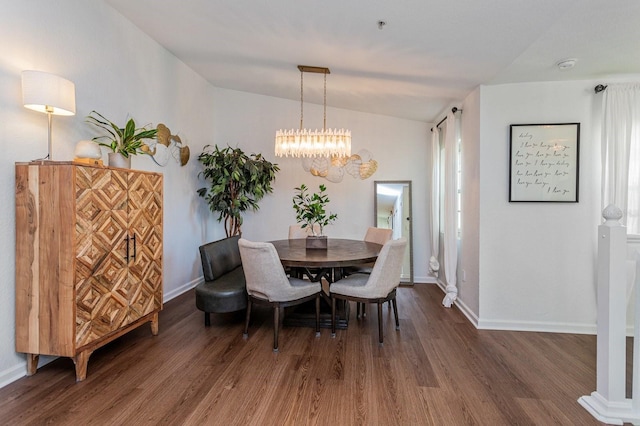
[{"left": 509, "top": 123, "right": 580, "bottom": 202}]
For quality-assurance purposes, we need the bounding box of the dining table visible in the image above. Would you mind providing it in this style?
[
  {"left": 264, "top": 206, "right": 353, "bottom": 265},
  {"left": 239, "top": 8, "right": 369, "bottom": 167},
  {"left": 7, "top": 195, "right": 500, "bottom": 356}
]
[{"left": 270, "top": 238, "right": 382, "bottom": 329}]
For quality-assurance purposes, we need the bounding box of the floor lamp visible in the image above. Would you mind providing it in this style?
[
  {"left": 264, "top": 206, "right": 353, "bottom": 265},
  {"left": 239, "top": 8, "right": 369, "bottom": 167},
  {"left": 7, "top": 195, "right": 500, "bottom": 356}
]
[{"left": 21, "top": 70, "right": 76, "bottom": 161}]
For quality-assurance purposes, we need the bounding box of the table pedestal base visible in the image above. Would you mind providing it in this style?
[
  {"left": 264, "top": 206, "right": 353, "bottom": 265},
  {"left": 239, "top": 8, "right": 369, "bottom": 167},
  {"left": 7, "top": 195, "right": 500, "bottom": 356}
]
[{"left": 284, "top": 296, "right": 350, "bottom": 330}]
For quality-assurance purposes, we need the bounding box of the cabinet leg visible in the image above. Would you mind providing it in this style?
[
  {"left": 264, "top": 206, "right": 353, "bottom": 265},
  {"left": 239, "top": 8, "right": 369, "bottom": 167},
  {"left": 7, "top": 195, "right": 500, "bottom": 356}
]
[
  {"left": 26, "top": 354, "right": 39, "bottom": 376},
  {"left": 150, "top": 312, "right": 159, "bottom": 336},
  {"left": 73, "top": 350, "right": 93, "bottom": 382}
]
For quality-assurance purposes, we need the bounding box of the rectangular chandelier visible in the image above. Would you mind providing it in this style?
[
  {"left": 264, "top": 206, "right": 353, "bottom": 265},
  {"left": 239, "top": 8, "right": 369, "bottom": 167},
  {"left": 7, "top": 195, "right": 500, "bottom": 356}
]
[{"left": 275, "top": 65, "right": 351, "bottom": 158}]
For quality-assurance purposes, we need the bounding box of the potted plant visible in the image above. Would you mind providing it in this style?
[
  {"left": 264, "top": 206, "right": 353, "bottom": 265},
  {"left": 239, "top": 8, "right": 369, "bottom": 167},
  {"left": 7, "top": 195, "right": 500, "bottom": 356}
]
[
  {"left": 86, "top": 110, "right": 158, "bottom": 168},
  {"left": 292, "top": 183, "right": 338, "bottom": 249},
  {"left": 197, "top": 144, "right": 279, "bottom": 237}
]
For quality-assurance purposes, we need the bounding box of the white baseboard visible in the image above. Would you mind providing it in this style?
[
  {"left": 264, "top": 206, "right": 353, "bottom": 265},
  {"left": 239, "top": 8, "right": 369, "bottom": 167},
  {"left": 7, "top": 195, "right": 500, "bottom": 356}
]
[
  {"left": 163, "top": 276, "right": 202, "bottom": 302},
  {"left": 432, "top": 280, "right": 595, "bottom": 334},
  {"left": 0, "top": 354, "right": 56, "bottom": 390},
  {"left": 413, "top": 275, "right": 436, "bottom": 284},
  {"left": 0, "top": 362, "right": 27, "bottom": 389},
  {"left": 453, "top": 297, "right": 480, "bottom": 328},
  {"left": 477, "top": 318, "right": 596, "bottom": 335}
]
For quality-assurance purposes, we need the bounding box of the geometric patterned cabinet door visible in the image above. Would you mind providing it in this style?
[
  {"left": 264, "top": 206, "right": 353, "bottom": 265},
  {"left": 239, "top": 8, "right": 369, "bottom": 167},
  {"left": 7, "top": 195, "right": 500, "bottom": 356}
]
[{"left": 15, "top": 162, "right": 163, "bottom": 381}]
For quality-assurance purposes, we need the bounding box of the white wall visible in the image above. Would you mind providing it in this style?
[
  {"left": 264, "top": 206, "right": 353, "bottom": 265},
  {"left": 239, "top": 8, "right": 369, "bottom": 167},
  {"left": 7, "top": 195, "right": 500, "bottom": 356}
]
[
  {"left": 0, "top": 1, "right": 431, "bottom": 387},
  {"left": 477, "top": 80, "right": 602, "bottom": 333}
]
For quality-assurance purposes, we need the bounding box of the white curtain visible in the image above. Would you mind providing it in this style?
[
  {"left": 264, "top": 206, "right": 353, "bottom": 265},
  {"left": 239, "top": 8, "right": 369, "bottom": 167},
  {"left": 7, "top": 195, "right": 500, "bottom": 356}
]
[
  {"left": 428, "top": 127, "right": 440, "bottom": 277},
  {"left": 602, "top": 83, "right": 640, "bottom": 234},
  {"left": 442, "top": 111, "right": 459, "bottom": 307}
]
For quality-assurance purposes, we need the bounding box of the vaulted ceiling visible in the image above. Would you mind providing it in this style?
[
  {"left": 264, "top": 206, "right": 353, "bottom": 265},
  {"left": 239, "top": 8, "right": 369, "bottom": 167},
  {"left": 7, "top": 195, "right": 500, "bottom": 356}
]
[{"left": 106, "top": 0, "right": 640, "bottom": 122}]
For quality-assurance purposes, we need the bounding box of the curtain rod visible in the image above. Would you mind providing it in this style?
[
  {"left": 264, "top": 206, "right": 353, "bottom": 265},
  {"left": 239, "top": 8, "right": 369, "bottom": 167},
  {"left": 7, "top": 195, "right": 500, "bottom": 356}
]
[
  {"left": 430, "top": 107, "right": 461, "bottom": 132},
  {"left": 594, "top": 84, "right": 607, "bottom": 94}
]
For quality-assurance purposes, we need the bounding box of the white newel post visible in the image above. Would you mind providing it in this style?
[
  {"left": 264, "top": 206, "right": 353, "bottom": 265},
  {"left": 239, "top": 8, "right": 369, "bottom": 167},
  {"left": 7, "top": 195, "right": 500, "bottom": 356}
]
[{"left": 578, "top": 205, "right": 639, "bottom": 425}]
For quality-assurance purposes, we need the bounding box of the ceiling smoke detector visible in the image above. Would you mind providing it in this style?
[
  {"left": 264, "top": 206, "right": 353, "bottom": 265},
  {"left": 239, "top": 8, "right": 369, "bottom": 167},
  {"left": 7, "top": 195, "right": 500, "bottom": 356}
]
[{"left": 556, "top": 58, "right": 577, "bottom": 70}]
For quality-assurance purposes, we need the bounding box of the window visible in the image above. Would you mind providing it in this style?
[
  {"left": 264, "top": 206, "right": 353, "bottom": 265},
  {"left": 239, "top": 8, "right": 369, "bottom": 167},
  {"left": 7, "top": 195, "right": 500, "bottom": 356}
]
[
  {"left": 437, "top": 117, "right": 462, "bottom": 238},
  {"left": 601, "top": 83, "right": 640, "bottom": 235}
]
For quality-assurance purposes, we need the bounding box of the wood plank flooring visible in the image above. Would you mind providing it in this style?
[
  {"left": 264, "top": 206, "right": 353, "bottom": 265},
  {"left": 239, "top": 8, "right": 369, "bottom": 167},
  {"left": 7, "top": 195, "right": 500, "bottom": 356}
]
[{"left": 0, "top": 284, "right": 604, "bottom": 425}]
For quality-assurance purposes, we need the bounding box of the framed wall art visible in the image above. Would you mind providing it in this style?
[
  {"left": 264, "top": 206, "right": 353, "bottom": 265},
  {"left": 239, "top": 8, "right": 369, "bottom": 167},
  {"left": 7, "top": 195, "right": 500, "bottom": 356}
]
[{"left": 509, "top": 123, "right": 580, "bottom": 202}]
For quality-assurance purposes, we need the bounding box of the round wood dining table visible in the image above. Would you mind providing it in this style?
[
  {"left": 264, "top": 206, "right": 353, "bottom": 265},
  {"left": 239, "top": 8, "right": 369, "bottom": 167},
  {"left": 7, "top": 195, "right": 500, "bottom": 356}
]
[
  {"left": 270, "top": 238, "right": 382, "bottom": 282},
  {"left": 270, "top": 238, "right": 383, "bottom": 329}
]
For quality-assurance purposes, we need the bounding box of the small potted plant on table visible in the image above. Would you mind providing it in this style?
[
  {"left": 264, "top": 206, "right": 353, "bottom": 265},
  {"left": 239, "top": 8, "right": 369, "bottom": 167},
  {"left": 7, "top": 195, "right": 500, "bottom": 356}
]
[{"left": 292, "top": 183, "right": 338, "bottom": 249}]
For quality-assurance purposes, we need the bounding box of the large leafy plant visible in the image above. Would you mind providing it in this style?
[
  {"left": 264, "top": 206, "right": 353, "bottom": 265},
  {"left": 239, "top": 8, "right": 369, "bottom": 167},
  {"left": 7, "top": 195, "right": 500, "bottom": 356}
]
[
  {"left": 292, "top": 183, "right": 338, "bottom": 236},
  {"left": 197, "top": 145, "right": 279, "bottom": 237},
  {"left": 86, "top": 110, "right": 158, "bottom": 158}
]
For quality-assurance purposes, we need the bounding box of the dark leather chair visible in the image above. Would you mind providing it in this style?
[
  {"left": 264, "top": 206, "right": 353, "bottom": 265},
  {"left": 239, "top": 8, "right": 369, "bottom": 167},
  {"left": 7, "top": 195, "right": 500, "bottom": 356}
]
[{"left": 195, "top": 235, "right": 247, "bottom": 326}]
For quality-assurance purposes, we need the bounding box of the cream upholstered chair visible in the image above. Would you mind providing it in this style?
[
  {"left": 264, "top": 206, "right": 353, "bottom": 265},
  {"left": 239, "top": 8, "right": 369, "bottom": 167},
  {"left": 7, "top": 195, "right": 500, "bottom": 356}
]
[
  {"left": 330, "top": 238, "right": 406, "bottom": 344},
  {"left": 238, "top": 238, "right": 321, "bottom": 352},
  {"left": 350, "top": 227, "right": 393, "bottom": 275},
  {"left": 288, "top": 223, "right": 321, "bottom": 239},
  {"left": 364, "top": 227, "right": 393, "bottom": 246},
  {"left": 347, "top": 227, "right": 394, "bottom": 318}
]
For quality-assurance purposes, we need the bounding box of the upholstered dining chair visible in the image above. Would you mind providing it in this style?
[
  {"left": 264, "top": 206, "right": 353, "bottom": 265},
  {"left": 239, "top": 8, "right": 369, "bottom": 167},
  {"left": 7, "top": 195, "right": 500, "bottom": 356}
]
[
  {"left": 238, "top": 238, "right": 322, "bottom": 352},
  {"left": 348, "top": 227, "right": 393, "bottom": 276},
  {"left": 364, "top": 226, "right": 393, "bottom": 246},
  {"left": 330, "top": 238, "right": 407, "bottom": 344},
  {"left": 345, "top": 227, "right": 394, "bottom": 318}
]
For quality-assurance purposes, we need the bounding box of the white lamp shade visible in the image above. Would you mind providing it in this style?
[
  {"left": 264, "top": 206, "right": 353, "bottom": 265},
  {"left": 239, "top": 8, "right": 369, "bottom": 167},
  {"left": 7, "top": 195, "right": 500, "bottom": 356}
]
[{"left": 22, "top": 70, "right": 76, "bottom": 116}]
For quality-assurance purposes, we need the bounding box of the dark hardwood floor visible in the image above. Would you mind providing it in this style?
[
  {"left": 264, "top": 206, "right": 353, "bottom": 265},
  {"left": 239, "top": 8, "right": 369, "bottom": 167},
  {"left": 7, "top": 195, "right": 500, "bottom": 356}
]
[{"left": 0, "top": 284, "right": 603, "bottom": 425}]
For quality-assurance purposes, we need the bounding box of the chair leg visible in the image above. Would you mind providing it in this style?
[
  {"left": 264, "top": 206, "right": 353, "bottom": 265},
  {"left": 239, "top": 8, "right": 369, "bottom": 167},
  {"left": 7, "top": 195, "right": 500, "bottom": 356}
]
[
  {"left": 377, "top": 302, "right": 384, "bottom": 345},
  {"left": 204, "top": 312, "right": 210, "bottom": 327},
  {"left": 331, "top": 297, "right": 337, "bottom": 338},
  {"left": 315, "top": 295, "right": 321, "bottom": 337},
  {"left": 273, "top": 304, "right": 280, "bottom": 352},
  {"left": 392, "top": 297, "right": 400, "bottom": 330},
  {"left": 356, "top": 303, "right": 368, "bottom": 318},
  {"left": 243, "top": 299, "right": 252, "bottom": 338}
]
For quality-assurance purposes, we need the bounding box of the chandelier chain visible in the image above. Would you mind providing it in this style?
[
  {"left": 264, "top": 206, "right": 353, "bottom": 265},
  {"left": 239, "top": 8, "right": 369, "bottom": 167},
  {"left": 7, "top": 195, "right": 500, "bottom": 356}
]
[
  {"left": 323, "top": 71, "right": 327, "bottom": 130},
  {"left": 300, "top": 71, "right": 304, "bottom": 130}
]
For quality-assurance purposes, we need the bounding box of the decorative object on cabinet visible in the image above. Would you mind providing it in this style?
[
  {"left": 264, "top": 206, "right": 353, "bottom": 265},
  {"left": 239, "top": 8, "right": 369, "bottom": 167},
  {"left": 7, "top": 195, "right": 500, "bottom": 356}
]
[
  {"left": 292, "top": 183, "right": 337, "bottom": 248},
  {"left": 73, "top": 140, "right": 103, "bottom": 166},
  {"left": 21, "top": 70, "right": 76, "bottom": 161},
  {"left": 86, "top": 110, "right": 158, "bottom": 168},
  {"left": 148, "top": 123, "right": 190, "bottom": 167},
  {"left": 274, "top": 65, "right": 351, "bottom": 158},
  {"left": 197, "top": 144, "right": 279, "bottom": 237},
  {"left": 108, "top": 152, "right": 131, "bottom": 168},
  {"left": 15, "top": 161, "right": 163, "bottom": 381},
  {"left": 302, "top": 149, "right": 378, "bottom": 183},
  {"left": 509, "top": 123, "right": 580, "bottom": 202},
  {"left": 74, "top": 140, "right": 102, "bottom": 159}
]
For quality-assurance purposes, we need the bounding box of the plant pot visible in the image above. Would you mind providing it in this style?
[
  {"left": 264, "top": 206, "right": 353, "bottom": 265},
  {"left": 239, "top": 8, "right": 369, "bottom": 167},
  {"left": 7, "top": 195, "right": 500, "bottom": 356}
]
[
  {"left": 108, "top": 152, "right": 131, "bottom": 169},
  {"left": 306, "top": 235, "right": 327, "bottom": 250}
]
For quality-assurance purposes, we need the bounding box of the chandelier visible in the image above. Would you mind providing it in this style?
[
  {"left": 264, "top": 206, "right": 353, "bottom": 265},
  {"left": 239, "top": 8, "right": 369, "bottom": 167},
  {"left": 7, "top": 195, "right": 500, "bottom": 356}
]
[{"left": 275, "top": 65, "right": 351, "bottom": 158}]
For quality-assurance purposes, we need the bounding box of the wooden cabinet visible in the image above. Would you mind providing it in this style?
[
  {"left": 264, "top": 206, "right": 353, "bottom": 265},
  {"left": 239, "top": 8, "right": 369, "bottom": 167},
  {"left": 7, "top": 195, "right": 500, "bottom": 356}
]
[{"left": 15, "top": 162, "right": 163, "bottom": 381}]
